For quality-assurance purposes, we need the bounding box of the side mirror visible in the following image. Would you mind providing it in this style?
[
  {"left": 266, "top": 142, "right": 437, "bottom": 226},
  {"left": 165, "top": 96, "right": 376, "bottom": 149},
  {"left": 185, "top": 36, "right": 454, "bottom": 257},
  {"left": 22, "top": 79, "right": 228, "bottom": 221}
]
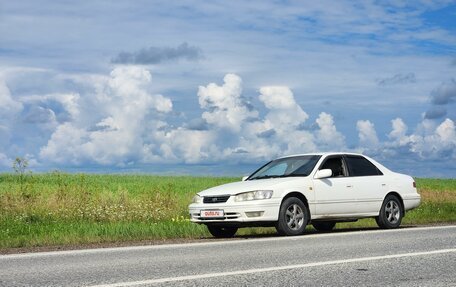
[
  {"left": 315, "top": 169, "right": 332, "bottom": 179},
  {"left": 242, "top": 176, "right": 249, "bottom": 181}
]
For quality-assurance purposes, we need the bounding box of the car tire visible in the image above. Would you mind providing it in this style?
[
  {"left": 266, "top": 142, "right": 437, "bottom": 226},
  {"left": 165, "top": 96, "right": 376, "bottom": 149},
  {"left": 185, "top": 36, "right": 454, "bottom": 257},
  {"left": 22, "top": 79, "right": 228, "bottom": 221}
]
[
  {"left": 376, "top": 195, "right": 403, "bottom": 229},
  {"left": 207, "top": 225, "right": 238, "bottom": 238},
  {"left": 312, "top": 221, "right": 336, "bottom": 232},
  {"left": 276, "top": 197, "right": 309, "bottom": 236}
]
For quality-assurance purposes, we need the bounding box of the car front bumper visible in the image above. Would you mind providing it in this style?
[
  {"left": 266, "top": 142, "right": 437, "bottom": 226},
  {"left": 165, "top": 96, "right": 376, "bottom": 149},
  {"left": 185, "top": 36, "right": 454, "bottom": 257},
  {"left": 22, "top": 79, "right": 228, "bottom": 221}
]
[{"left": 189, "top": 198, "right": 281, "bottom": 224}]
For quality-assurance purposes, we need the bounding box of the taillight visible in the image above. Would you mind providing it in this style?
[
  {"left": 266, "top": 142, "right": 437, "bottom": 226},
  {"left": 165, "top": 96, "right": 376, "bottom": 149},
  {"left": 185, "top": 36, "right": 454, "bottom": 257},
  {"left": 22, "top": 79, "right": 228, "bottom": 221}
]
[{"left": 413, "top": 181, "right": 416, "bottom": 188}]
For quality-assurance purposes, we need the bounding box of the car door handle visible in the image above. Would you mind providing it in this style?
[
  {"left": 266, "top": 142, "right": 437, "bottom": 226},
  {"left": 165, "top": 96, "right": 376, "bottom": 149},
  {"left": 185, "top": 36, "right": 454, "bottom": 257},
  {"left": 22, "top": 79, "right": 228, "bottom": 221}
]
[{"left": 346, "top": 185, "right": 353, "bottom": 188}]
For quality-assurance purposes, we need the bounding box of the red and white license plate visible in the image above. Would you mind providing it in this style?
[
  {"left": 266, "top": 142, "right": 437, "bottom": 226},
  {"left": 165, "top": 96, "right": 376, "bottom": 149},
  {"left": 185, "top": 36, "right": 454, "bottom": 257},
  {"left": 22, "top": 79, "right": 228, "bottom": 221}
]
[{"left": 200, "top": 210, "right": 224, "bottom": 218}]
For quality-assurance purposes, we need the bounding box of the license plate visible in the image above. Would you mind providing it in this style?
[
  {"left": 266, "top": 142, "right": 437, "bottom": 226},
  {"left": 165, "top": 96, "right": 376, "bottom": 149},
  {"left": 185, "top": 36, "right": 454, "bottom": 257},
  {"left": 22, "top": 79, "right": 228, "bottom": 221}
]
[{"left": 200, "top": 210, "right": 224, "bottom": 218}]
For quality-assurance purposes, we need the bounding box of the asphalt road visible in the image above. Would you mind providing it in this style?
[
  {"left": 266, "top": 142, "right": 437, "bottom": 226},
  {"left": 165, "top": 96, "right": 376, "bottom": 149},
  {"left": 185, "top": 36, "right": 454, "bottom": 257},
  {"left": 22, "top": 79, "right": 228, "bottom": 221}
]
[{"left": 1, "top": 225, "right": 455, "bottom": 287}]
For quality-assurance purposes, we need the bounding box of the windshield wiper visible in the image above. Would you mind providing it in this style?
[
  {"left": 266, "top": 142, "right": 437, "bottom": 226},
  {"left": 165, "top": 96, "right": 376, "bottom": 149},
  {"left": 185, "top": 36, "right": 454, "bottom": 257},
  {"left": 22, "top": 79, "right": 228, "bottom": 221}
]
[
  {"left": 249, "top": 175, "right": 282, "bottom": 180},
  {"left": 249, "top": 173, "right": 309, "bottom": 180},
  {"left": 250, "top": 174, "right": 308, "bottom": 180}
]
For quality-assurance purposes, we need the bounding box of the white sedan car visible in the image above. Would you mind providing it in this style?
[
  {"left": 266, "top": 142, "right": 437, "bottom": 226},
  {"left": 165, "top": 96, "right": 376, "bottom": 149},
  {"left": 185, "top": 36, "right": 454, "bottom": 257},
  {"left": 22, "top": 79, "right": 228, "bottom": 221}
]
[{"left": 189, "top": 152, "right": 421, "bottom": 238}]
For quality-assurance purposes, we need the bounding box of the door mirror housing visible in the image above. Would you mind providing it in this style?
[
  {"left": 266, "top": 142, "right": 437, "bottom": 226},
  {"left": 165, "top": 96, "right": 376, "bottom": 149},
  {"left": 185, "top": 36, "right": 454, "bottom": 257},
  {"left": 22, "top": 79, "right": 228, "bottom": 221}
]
[
  {"left": 242, "top": 176, "right": 249, "bottom": 181},
  {"left": 315, "top": 169, "right": 332, "bottom": 179}
]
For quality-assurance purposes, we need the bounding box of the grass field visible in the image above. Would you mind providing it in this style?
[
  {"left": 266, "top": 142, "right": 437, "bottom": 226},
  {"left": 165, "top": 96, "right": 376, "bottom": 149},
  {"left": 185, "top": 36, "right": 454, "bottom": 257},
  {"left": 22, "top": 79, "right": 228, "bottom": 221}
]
[{"left": 0, "top": 173, "right": 455, "bottom": 249}]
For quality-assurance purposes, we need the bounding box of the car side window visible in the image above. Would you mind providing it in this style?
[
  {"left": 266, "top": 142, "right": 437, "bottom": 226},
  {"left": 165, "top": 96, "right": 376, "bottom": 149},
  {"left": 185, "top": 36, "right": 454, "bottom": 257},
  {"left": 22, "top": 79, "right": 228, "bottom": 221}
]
[
  {"left": 320, "top": 157, "right": 347, "bottom": 177},
  {"left": 345, "top": 156, "right": 383, "bottom": 176}
]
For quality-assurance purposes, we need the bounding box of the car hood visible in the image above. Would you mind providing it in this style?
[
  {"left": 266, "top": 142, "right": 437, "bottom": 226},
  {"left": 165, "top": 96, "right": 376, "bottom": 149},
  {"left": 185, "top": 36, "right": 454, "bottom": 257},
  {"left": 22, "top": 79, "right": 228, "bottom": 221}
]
[{"left": 198, "top": 177, "right": 303, "bottom": 196}]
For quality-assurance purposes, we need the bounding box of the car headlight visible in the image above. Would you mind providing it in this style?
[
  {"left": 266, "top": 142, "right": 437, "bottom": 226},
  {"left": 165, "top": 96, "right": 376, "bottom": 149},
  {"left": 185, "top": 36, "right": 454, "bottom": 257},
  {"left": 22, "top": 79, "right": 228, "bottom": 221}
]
[
  {"left": 234, "top": 190, "right": 273, "bottom": 202},
  {"left": 192, "top": 194, "right": 202, "bottom": 204}
]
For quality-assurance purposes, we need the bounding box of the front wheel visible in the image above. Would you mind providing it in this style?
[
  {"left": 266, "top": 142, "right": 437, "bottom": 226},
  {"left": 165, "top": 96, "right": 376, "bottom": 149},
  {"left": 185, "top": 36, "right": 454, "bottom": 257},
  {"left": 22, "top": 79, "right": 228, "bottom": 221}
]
[
  {"left": 376, "top": 195, "right": 403, "bottom": 229},
  {"left": 276, "top": 197, "right": 309, "bottom": 236},
  {"left": 207, "top": 225, "right": 238, "bottom": 238}
]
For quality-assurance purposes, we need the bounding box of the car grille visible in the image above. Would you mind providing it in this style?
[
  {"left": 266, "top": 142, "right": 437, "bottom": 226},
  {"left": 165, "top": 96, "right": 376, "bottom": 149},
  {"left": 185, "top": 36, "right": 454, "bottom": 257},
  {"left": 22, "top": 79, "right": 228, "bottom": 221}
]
[{"left": 203, "top": 195, "right": 230, "bottom": 204}]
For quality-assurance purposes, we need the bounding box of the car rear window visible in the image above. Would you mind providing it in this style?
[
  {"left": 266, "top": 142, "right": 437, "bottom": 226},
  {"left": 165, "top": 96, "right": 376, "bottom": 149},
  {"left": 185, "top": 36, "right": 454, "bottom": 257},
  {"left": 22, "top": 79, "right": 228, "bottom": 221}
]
[{"left": 345, "top": 155, "right": 383, "bottom": 176}]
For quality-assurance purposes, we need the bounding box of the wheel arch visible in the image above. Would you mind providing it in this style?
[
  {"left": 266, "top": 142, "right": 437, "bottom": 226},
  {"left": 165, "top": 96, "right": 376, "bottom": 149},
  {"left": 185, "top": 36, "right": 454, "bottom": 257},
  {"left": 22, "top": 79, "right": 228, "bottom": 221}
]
[
  {"left": 281, "top": 191, "right": 311, "bottom": 220},
  {"left": 384, "top": 191, "right": 405, "bottom": 213}
]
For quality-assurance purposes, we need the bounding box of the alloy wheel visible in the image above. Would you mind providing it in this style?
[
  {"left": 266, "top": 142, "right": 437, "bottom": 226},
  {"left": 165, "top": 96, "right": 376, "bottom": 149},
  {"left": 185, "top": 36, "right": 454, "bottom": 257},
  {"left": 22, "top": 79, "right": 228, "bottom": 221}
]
[
  {"left": 385, "top": 200, "right": 400, "bottom": 224},
  {"left": 285, "top": 203, "right": 305, "bottom": 230}
]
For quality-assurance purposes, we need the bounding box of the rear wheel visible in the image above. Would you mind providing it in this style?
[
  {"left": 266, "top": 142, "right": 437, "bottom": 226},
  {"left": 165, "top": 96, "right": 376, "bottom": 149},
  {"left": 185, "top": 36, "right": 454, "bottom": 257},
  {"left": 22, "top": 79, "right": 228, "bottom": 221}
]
[
  {"left": 376, "top": 195, "right": 403, "bottom": 229},
  {"left": 207, "top": 225, "right": 238, "bottom": 238},
  {"left": 312, "top": 221, "right": 336, "bottom": 232},
  {"left": 276, "top": 197, "right": 309, "bottom": 236}
]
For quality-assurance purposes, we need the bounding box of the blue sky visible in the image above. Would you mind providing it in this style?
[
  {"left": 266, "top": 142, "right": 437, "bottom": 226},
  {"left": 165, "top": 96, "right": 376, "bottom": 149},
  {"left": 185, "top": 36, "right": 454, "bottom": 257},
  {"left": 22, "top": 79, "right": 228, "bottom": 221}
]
[{"left": 0, "top": 1, "right": 455, "bottom": 177}]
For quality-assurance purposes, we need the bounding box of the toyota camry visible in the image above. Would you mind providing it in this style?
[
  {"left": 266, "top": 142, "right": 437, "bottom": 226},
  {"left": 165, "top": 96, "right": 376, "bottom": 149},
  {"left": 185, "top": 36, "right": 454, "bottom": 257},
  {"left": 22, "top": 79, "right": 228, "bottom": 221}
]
[{"left": 189, "top": 152, "right": 421, "bottom": 238}]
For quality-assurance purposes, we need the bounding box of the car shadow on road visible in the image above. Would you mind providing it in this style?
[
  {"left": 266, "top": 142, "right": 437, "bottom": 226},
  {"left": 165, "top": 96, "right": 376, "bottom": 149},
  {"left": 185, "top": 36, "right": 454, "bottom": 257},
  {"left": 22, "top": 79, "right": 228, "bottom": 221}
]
[{"left": 207, "top": 225, "right": 421, "bottom": 240}]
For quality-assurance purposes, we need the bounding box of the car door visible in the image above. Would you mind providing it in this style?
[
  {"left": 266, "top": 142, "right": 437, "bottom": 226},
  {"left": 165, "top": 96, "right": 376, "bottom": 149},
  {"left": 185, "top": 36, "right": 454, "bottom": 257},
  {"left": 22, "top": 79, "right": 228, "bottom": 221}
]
[
  {"left": 344, "top": 155, "right": 387, "bottom": 214},
  {"left": 313, "top": 155, "right": 358, "bottom": 216}
]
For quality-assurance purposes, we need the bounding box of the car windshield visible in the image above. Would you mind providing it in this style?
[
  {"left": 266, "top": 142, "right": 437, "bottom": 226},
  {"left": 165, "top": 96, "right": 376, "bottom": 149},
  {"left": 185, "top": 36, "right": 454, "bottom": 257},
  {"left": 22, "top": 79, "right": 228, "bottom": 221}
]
[{"left": 248, "top": 155, "right": 321, "bottom": 180}]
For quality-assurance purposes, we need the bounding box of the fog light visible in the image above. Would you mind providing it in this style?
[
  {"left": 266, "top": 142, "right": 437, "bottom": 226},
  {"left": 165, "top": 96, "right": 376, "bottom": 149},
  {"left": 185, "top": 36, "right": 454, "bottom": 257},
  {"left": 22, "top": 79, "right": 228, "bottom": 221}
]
[{"left": 245, "top": 211, "right": 264, "bottom": 218}]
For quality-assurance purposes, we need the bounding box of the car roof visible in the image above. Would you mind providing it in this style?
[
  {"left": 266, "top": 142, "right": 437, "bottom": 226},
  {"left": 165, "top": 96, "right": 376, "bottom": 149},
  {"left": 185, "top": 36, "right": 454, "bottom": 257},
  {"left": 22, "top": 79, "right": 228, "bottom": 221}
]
[
  {"left": 275, "top": 152, "right": 365, "bottom": 160},
  {"left": 273, "top": 152, "right": 392, "bottom": 174}
]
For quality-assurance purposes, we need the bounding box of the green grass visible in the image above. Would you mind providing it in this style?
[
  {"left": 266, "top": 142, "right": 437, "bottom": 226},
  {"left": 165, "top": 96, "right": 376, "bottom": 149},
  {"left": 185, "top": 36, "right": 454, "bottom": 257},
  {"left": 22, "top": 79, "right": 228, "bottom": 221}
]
[
  {"left": 0, "top": 173, "right": 455, "bottom": 249},
  {"left": 0, "top": 173, "right": 235, "bottom": 249},
  {"left": 403, "top": 178, "right": 456, "bottom": 223}
]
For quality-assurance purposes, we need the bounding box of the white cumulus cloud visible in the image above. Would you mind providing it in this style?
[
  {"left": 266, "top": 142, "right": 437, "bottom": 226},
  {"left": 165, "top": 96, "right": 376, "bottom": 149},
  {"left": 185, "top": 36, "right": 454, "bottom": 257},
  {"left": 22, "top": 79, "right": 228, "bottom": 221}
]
[
  {"left": 0, "top": 80, "right": 23, "bottom": 153},
  {"left": 198, "top": 73, "right": 258, "bottom": 132},
  {"left": 408, "top": 118, "right": 456, "bottom": 159},
  {"left": 389, "top": 118, "right": 408, "bottom": 142},
  {"left": 357, "top": 120, "right": 380, "bottom": 148},
  {"left": 1, "top": 68, "right": 455, "bottom": 176},
  {"left": 40, "top": 66, "right": 173, "bottom": 166},
  {"left": 259, "top": 86, "right": 309, "bottom": 132},
  {"left": 0, "top": 80, "right": 23, "bottom": 118},
  {"left": 315, "top": 112, "right": 346, "bottom": 151},
  {"left": 159, "top": 128, "right": 218, "bottom": 164}
]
